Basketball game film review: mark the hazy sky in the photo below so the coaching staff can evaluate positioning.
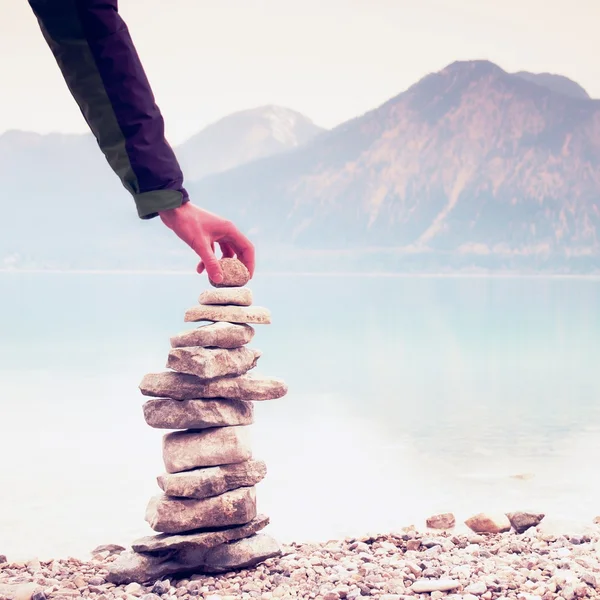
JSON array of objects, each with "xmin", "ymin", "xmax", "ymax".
[{"xmin": 3, "ymin": 0, "xmax": 599, "ymax": 144}]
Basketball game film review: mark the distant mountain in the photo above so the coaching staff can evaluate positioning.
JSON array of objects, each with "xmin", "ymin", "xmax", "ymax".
[
  {"xmin": 188, "ymin": 60, "xmax": 600, "ymax": 273},
  {"xmin": 514, "ymin": 71, "xmax": 590, "ymax": 100},
  {"xmin": 2, "ymin": 61, "xmax": 599, "ymax": 273},
  {"xmin": 0, "ymin": 106, "xmax": 323, "ymax": 270},
  {"xmin": 177, "ymin": 106, "xmax": 324, "ymax": 180}
]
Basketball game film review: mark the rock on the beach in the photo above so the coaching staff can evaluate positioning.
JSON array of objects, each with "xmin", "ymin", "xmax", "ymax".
[
  {"xmin": 184, "ymin": 305, "xmax": 271, "ymax": 325},
  {"xmin": 163, "ymin": 426, "xmax": 251, "ymax": 473},
  {"xmin": 132, "ymin": 514, "xmax": 269, "ymax": 553},
  {"xmin": 209, "ymin": 258, "xmax": 250, "ymax": 288},
  {"xmin": 166, "ymin": 346, "xmax": 261, "ymax": 380},
  {"xmin": 465, "ymin": 512, "xmax": 511, "ymax": 534},
  {"xmin": 145, "ymin": 487, "xmax": 257, "ymax": 533},
  {"xmin": 202, "ymin": 534, "xmax": 281, "ymax": 573},
  {"xmin": 157, "ymin": 460, "xmax": 267, "ymax": 499},
  {"xmin": 199, "ymin": 288, "xmax": 253, "ymax": 306},
  {"xmin": 170, "ymin": 322, "xmax": 255, "ymax": 349},
  {"xmin": 0, "ymin": 554, "xmax": 6, "ymax": 563},
  {"xmin": 426, "ymin": 513, "xmax": 456, "ymax": 530},
  {"xmin": 465, "ymin": 581, "xmax": 488, "ymax": 595},
  {"xmin": 91, "ymin": 543, "xmax": 126, "ymax": 555},
  {"xmin": 140, "ymin": 372, "xmax": 287, "ymax": 402},
  {"xmin": 143, "ymin": 398, "xmax": 253, "ymax": 430},
  {"xmin": 0, "ymin": 583, "xmax": 43, "ymax": 600},
  {"xmin": 507, "ymin": 511, "xmax": 545, "ymax": 534},
  {"xmin": 109, "ymin": 520, "xmax": 267, "ymax": 584},
  {"xmin": 410, "ymin": 579, "xmax": 461, "ymax": 593},
  {"xmin": 125, "ymin": 583, "xmax": 144, "ymax": 595}
]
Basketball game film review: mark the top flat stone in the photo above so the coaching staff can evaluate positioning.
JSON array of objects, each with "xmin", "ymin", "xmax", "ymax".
[
  {"xmin": 199, "ymin": 288, "xmax": 252, "ymax": 306},
  {"xmin": 185, "ymin": 305, "xmax": 271, "ymax": 325},
  {"xmin": 209, "ymin": 258, "xmax": 250, "ymax": 288}
]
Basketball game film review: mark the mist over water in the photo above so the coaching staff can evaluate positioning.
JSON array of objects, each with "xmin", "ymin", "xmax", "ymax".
[{"xmin": 1, "ymin": 272, "xmax": 599, "ymax": 560}]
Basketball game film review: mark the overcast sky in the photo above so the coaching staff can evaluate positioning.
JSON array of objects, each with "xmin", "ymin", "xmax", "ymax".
[{"xmin": 2, "ymin": 0, "xmax": 598, "ymax": 144}]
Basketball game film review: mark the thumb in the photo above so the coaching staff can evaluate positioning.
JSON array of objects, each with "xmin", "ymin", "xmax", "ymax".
[{"xmin": 193, "ymin": 238, "xmax": 223, "ymax": 283}]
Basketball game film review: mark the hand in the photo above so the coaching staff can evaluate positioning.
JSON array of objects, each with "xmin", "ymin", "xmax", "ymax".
[{"xmin": 159, "ymin": 202, "xmax": 255, "ymax": 284}]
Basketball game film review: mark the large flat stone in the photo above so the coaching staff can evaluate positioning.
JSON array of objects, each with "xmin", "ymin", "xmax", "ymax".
[
  {"xmin": 163, "ymin": 426, "xmax": 252, "ymax": 473},
  {"xmin": 171, "ymin": 322, "xmax": 255, "ymax": 349},
  {"xmin": 166, "ymin": 346, "xmax": 260, "ymax": 380},
  {"xmin": 203, "ymin": 534, "xmax": 281, "ymax": 573},
  {"xmin": 145, "ymin": 487, "xmax": 257, "ymax": 533},
  {"xmin": 108, "ymin": 518, "xmax": 268, "ymax": 584},
  {"xmin": 199, "ymin": 288, "xmax": 252, "ymax": 306},
  {"xmin": 143, "ymin": 398, "xmax": 253, "ymax": 430},
  {"xmin": 157, "ymin": 460, "xmax": 267, "ymax": 499},
  {"xmin": 140, "ymin": 372, "xmax": 288, "ymax": 401},
  {"xmin": 184, "ymin": 305, "xmax": 271, "ymax": 325},
  {"xmin": 132, "ymin": 514, "xmax": 269, "ymax": 553}
]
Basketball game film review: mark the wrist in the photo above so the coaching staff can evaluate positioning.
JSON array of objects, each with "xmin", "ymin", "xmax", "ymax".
[{"xmin": 159, "ymin": 200, "xmax": 191, "ymax": 225}]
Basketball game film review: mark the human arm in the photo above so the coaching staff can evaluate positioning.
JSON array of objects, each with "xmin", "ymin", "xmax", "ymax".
[{"xmin": 28, "ymin": 0, "xmax": 255, "ymax": 280}]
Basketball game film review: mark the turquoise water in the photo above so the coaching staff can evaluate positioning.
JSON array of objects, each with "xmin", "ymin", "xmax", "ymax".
[{"xmin": 1, "ymin": 272, "xmax": 600, "ymax": 559}]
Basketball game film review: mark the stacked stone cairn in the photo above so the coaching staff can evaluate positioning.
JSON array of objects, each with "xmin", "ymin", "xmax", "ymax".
[{"xmin": 108, "ymin": 259, "xmax": 288, "ymax": 584}]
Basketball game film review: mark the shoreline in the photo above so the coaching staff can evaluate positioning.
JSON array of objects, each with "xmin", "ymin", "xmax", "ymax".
[
  {"xmin": 3, "ymin": 521, "xmax": 600, "ymax": 599},
  {"xmin": 1, "ymin": 268, "xmax": 600, "ymax": 280}
]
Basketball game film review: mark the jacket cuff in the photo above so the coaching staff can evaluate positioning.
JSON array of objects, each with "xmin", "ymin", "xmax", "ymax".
[{"xmin": 135, "ymin": 188, "xmax": 189, "ymax": 220}]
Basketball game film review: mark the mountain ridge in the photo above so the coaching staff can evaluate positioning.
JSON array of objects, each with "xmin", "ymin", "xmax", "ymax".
[
  {"xmin": 2, "ymin": 60, "xmax": 599, "ymax": 273},
  {"xmin": 176, "ymin": 105, "xmax": 324, "ymax": 180},
  {"xmin": 187, "ymin": 60, "xmax": 600, "ymax": 271}
]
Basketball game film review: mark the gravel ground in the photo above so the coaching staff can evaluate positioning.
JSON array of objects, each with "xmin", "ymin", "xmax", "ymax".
[{"xmin": 2, "ymin": 527, "xmax": 600, "ymax": 600}]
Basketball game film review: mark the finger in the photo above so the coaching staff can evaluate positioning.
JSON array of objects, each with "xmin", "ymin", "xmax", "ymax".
[
  {"xmin": 222, "ymin": 228, "xmax": 256, "ymax": 277},
  {"xmin": 219, "ymin": 242, "xmax": 235, "ymax": 259},
  {"xmin": 196, "ymin": 261, "xmax": 205, "ymax": 275},
  {"xmin": 192, "ymin": 238, "xmax": 222, "ymax": 283},
  {"xmin": 238, "ymin": 242, "xmax": 256, "ymax": 278}
]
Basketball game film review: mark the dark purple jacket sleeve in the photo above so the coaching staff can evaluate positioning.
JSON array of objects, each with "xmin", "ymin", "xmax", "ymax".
[{"xmin": 28, "ymin": 0, "xmax": 189, "ymax": 219}]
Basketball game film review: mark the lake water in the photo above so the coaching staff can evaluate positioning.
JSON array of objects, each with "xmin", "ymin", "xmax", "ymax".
[{"xmin": 1, "ymin": 272, "xmax": 600, "ymax": 561}]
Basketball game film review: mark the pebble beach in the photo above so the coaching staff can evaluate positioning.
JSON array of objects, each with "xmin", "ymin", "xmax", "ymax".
[{"xmin": 3, "ymin": 517, "xmax": 600, "ymax": 600}]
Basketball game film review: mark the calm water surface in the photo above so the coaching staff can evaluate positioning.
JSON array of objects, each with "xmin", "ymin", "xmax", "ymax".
[{"xmin": 0, "ymin": 272, "xmax": 599, "ymax": 559}]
